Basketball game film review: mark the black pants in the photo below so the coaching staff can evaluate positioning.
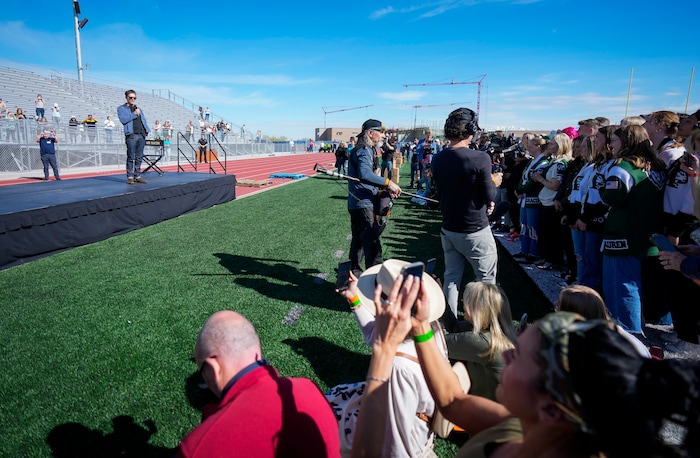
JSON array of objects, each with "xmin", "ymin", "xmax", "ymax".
[
  {"xmin": 664, "ymin": 269, "xmax": 700, "ymax": 343},
  {"xmin": 540, "ymin": 205, "xmax": 565, "ymax": 265},
  {"xmin": 349, "ymin": 207, "xmax": 383, "ymax": 272}
]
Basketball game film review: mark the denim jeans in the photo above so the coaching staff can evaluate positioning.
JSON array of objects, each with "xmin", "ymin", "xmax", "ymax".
[
  {"xmin": 572, "ymin": 230, "xmax": 603, "ymax": 291},
  {"xmin": 410, "ymin": 163, "xmax": 420, "ymax": 186},
  {"xmin": 520, "ymin": 205, "xmax": 542, "ymax": 257},
  {"xmin": 603, "ymin": 254, "xmax": 643, "ymax": 334},
  {"xmin": 441, "ymin": 226, "xmax": 498, "ymax": 316},
  {"xmin": 380, "ymin": 160, "xmax": 393, "ymax": 180},
  {"xmin": 41, "ymin": 153, "xmax": 59, "ymax": 179},
  {"xmin": 125, "ymin": 134, "xmax": 145, "ymax": 178}
]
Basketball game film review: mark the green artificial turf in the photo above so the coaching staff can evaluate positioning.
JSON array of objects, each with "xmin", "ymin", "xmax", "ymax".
[{"xmin": 0, "ymin": 167, "xmax": 551, "ymax": 457}]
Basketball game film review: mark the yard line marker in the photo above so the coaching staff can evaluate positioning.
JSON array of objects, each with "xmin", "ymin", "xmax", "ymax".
[{"xmin": 282, "ymin": 306, "xmax": 306, "ymax": 325}]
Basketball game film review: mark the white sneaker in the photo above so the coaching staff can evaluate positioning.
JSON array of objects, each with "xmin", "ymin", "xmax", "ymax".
[{"xmin": 665, "ymin": 340, "xmax": 700, "ymax": 355}]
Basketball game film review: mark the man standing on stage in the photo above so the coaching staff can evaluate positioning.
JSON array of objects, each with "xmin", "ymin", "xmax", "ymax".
[
  {"xmin": 347, "ymin": 119, "xmax": 401, "ymax": 273},
  {"xmin": 431, "ymin": 108, "xmax": 500, "ymax": 316},
  {"xmin": 117, "ymin": 89, "xmax": 150, "ymax": 184},
  {"xmin": 36, "ymin": 129, "xmax": 61, "ymax": 181}
]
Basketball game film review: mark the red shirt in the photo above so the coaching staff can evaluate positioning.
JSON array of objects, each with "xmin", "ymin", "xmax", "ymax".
[{"xmin": 178, "ymin": 364, "xmax": 340, "ymax": 457}]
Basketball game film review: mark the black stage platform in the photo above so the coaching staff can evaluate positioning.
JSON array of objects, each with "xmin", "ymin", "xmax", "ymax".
[{"xmin": 0, "ymin": 172, "xmax": 237, "ymax": 270}]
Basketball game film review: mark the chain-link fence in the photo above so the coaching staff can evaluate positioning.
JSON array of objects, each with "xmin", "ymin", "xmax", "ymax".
[
  {"xmin": 0, "ymin": 119, "xmax": 125, "ymax": 173},
  {"xmin": 0, "ymin": 119, "xmax": 277, "ymax": 175}
]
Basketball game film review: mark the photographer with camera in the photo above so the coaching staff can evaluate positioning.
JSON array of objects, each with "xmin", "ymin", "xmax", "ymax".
[
  {"xmin": 36, "ymin": 129, "xmax": 60, "ymax": 181},
  {"xmin": 380, "ymin": 136, "xmax": 397, "ymax": 180},
  {"xmin": 348, "ymin": 119, "xmax": 401, "ymax": 274}
]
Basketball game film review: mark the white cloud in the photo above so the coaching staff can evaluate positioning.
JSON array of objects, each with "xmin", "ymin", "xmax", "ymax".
[
  {"xmin": 370, "ymin": 0, "xmax": 544, "ymax": 20},
  {"xmin": 377, "ymin": 90, "xmax": 428, "ymax": 102},
  {"xmin": 369, "ymin": 7, "xmax": 397, "ymax": 19}
]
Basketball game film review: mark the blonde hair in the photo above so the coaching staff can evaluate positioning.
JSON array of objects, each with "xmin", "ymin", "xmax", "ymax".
[
  {"xmin": 620, "ymin": 116, "xmax": 646, "ymax": 126},
  {"xmin": 558, "ymin": 285, "xmax": 609, "ymax": 320},
  {"xmin": 462, "ymin": 282, "xmax": 517, "ymax": 360},
  {"xmin": 551, "ymin": 132, "xmax": 573, "ymax": 161}
]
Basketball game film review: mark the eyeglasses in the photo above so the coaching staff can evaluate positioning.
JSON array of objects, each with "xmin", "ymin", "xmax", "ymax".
[
  {"xmin": 128, "ymin": 96, "xmax": 137, "ymax": 100},
  {"xmin": 370, "ymin": 127, "xmax": 385, "ymax": 133}
]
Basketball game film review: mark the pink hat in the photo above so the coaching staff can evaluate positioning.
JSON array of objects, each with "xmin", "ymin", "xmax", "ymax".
[{"xmin": 561, "ymin": 126, "xmax": 578, "ymax": 140}]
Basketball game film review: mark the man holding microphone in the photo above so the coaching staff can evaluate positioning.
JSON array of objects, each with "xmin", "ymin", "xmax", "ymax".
[{"xmin": 117, "ymin": 89, "xmax": 150, "ymax": 184}]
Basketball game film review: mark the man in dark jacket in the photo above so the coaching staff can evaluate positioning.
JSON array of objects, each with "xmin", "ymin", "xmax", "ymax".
[{"xmin": 347, "ymin": 119, "xmax": 401, "ymax": 273}]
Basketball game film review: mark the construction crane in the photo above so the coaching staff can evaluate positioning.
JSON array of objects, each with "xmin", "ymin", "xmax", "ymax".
[
  {"xmin": 403, "ymin": 74, "xmax": 487, "ymax": 119},
  {"xmin": 410, "ymin": 101, "xmax": 469, "ymax": 131},
  {"xmin": 322, "ymin": 105, "xmax": 374, "ymax": 128}
]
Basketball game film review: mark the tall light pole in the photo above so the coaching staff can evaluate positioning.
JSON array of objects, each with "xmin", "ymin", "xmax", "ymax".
[{"xmin": 73, "ymin": 0, "xmax": 88, "ymax": 83}]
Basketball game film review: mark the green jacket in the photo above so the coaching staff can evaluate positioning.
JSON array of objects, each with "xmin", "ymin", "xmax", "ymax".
[{"xmin": 600, "ymin": 159, "xmax": 664, "ymax": 257}]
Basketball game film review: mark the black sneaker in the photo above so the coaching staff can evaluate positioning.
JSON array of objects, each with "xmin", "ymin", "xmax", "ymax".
[
  {"xmin": 522, "ymin": 255, "xmax": 540, "ymax": 264},
  {"xmin": 513, "ymin": 252, "xmax": 527, "ymax": 259}
]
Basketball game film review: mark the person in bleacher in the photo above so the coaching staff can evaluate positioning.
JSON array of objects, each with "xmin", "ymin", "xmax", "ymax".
[
  {"xmin": 117, "ymin": 89, "xmax": 150, "ymax": 184},
  {"xmin": 51, "ymin": 103, "xmax": 60, "ymax": 129},
  {"xmin": 34, "ymin": 94, "xmax": 45, "ymax": 120},
  {"xmin": 83, "ymin": 114, "xmax": 98, "ymax": 143},
  {"xmin": 103, "ymin": 116, "xmax": 115, "ymax": 143}
]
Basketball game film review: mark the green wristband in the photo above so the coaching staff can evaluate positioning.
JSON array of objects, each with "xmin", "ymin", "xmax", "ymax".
[{"xmin": 413, "ymin": 329, "xmax": 434, "ymax": 343}]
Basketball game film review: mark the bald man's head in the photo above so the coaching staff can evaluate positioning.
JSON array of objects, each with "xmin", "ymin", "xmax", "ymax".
[
  {"xmin": 197, "ymin": 311, "xmax": 260, "ymax": 361},
  {"xmin": 195, "ymin": 311, "xmax": 262, "ymax": 393}
]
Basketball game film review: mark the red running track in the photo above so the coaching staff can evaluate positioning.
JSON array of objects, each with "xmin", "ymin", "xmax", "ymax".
[{"xmin": 0, "ymin": 152, "xmax": 339, "ymax": 198}]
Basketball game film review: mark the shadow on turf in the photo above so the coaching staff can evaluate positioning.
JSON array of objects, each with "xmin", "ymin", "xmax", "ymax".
[
  {"xmin": 47, "ymin": 415, "xmax": 175, "ymax": 458},
  {"xmin": 208, "ymin": 253, "xmax": 347, "ymax": 312},
  {"xmin": 283, "ymin": 336, "xmax": 370, "ymax": 388},
  {"xmin": 184, "ymin": 363, "xmax": 219, "ymax": 411}
]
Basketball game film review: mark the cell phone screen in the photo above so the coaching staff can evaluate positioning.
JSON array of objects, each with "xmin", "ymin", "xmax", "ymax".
[
  {"xmin": 336, "ymin": 260, "xmax": 352, "ymax": 291},
  {"xmin": 401, "ymin": 262, "xmax": 424, "ymax": 315},
  {"xmin": 650, "ymin": 234, "xmax": 679, "ymax": 253},
  {"xmin": 519, "ymin": 313, "xmax": 528, "ymax": 332},
  {"xmin": 425, "ymin": 258, "xmax": 437, "ymax": 275},
  {"xmin": 401, "ymin": 261, "xmax": 425, "ymax": 283}
]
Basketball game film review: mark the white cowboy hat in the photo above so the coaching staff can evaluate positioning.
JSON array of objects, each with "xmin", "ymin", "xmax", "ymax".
[
  {"xmin": 431, "ymin": 361, "xmax": 470, "ymax": 438},
  {"xmin": 356, "ymin": 259, "xmax": 445, "ymax": 322}
]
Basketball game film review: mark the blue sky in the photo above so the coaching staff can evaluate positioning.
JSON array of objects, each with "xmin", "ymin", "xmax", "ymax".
[{"xmin": 1, "ymin": 0, "xmax": 697, "ymax": 139}]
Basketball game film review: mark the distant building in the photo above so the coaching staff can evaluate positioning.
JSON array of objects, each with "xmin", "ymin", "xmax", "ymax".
[{"xmin": 315, "ymin": 127, "xmax": 361, "ymax": 143}]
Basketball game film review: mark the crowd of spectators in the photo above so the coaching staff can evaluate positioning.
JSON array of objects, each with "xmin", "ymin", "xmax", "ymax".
[
  {"xmin": 177, "ymin": 107, "xmax": 700, "ymax": 457},
  {"xmin": 0, "ymin": 94, "xmax": 252, "ymax": 147},
  {"xmin": 5, "ymin": 89, "xmax": 700, "ymax": 455}
]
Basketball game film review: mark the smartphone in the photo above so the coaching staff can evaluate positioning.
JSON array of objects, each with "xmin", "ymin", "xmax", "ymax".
[
  {"xmin": 519, "ymin": 313, "xmax": 528, "ymax": 333},
  {"xmin": 335, "ymin": 260, "xmax": 352, "ymax": 291},
  {"xmin": 401, "ymin": 261, "xmax": 425, "ymax": 282},
  {"xmin": 425, "ymin": 258, "xmax": 437, "ymax": 276},
  {"xmin": 649, "ymin": 234, "xmax": 678, "ymax": 252},
  {"xmin": 401, "ymin": 261, "xmax": 424, "ymax": 315}
]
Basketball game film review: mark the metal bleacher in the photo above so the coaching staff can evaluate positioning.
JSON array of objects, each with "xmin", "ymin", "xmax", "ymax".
[
  {"xmin": 0, "ymin": 65, "xmax": 201, "ymax": 136},
  {"xmin": 0, "ymin": 62, "xmax": 275, "ymax": 175}
]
